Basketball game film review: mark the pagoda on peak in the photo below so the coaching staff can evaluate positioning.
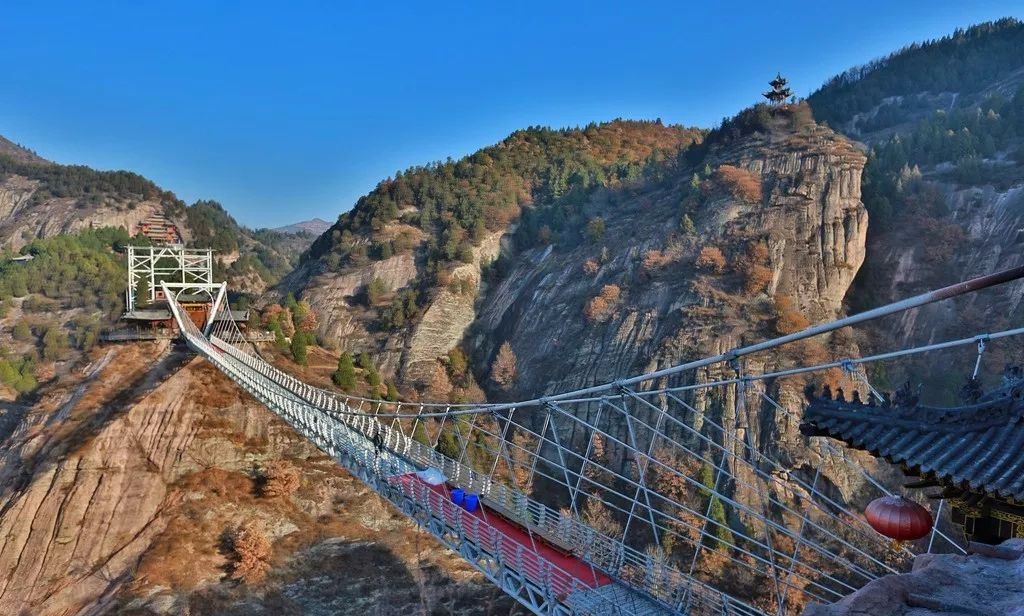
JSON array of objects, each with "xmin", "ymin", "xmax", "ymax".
[{"xmin": 763, "ymin": 73, "xmax": 792, "ymax": 105}]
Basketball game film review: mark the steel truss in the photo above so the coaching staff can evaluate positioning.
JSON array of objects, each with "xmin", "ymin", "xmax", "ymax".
[{"xmin": 126, "ymin": 245, "xmax": 216, "ymax": 310}]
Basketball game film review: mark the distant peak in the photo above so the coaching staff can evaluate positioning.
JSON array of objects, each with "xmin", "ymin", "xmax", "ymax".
[{"xmin": 273, "ymin": 218, "xmax": 332, "ymax": 235}]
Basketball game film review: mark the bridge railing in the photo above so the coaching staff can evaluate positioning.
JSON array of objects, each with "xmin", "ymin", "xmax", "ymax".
[
  {"xmin": 207, "ymin": 331, "xmax": 893, "ymax": 606},
  {"xmin": 207, "ymin": 334, "xmax": 752, "ymax": 615}
]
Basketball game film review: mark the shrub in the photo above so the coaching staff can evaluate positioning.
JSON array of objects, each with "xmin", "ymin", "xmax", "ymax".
[
  {"xmin": 228, "ymin": 521, "xmax": 272, "ymax": 584},
  {"xmin": 365, "ymin": 277, "xmax": 388, "ymax": 306},
  {"xmin": 585, "ymin": 217, "xmax": 606, "ymax": 243},
  {"xmin": 12, "ymin": 321, "xmax": 31, "ymax": 342},
  {"xmin": 695, "ymin": 247, "xmax": 726, "ymax": 273},
  {"xmin": 584, "ymin": 284, "xmax": 621, "ymax": 322},
  {"xmin": 42, "ymin": 327, "xmax": 69, "ymax": 361},
  {"xmin": 447, "ymin": 347, "xmax": 469, "ymax": 380},
  {"xmin": 774, "ymin": 296, "xmax": 810, "ymax": 334},
  {"xmin": 582, "ymin": 259, "xmax": 599, "ymax": 275},
  {"xmin": 737, "ymin": 242, "xmax": 773, "ymax": 295},
  {"xmin": 642, "ymin": 249, "xmax": 671, "ymax": 270},
  {"xmin": 715, "ymin": 164, "xmax": 763, "ymax": 203}
]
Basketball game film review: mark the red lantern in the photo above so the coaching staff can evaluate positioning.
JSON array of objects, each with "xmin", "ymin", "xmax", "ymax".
[{"xmin": 865, "ymin": 495, "xmax": 933, "ymax": 544}]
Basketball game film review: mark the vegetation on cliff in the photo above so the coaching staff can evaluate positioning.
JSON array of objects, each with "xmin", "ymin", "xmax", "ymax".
[
  {"xmin": 306, "ymin": 120, "xmax": 703, "ymax": 271},
  {"xmin": 809, "ymin": 18, "xmax": 1024, "ymax": 128}
]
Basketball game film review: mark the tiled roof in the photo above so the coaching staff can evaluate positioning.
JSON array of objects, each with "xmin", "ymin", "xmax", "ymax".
[{"xmin": 800, "ymin": 377, "xmax": 1024, "ymax": 503}]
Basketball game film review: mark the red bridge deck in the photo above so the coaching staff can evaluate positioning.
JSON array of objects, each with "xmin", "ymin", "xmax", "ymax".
[{"xmin": 390, "ymin": 472, "xmax": 611, "ymax": 597}]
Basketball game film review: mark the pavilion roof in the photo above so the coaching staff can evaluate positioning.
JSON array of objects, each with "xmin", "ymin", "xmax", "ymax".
[{"xmin": 800, "ymin": 375, "xmax": 1024, "ymax": 502}]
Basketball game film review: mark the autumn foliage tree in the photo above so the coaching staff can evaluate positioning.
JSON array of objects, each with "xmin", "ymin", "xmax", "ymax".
[
  {"xmin": 490, "ymin": 341, "xmax": 517, "ymax": 390},
  {"xmin": 774, "ymin": 295, "xmax": 810, "ymax": 334},
  {"xmin": 695, "ymin": 247, "xmax": 726, "ymax": 273},
  {"xmin": 736, "ymin": 242, "xmax": 773, "ymax": 295}
]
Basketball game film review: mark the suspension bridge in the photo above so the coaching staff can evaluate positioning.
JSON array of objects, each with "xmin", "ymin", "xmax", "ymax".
[{"xmin": 159, "ymin": 266, "xmax": 1024, "ymax": 616}]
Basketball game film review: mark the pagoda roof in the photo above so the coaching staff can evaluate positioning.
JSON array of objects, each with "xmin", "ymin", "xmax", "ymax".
[{"xmin": 800, "ymin": 374, "xmax": 1024, "ymax": 502}]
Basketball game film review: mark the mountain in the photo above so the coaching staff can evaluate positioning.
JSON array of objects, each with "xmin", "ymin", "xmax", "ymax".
[
  {"xmin": 0, "ymin": 142, "xmax": 310, "ymax": 297},
  {"xmin": 4, "ymin": 17, "xmax": 1024, "ymax": 616},
  {"xmin": 274, "ymin": 217, "xmax": 332, "ymax": 236},
  {"xmin": 808, "ymin": 17, "xmax": 1024, "ymax": 390},
  {"xmin": 276, "ymin": 119, "xmax": 704, "ymax": 383}
]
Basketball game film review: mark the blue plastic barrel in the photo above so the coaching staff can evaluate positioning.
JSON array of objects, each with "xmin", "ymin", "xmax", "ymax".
[
  {"xmin": 463, "ymin": 493, "xmax": 479, "ymax": 513},
  {"xmin": 451, "ymin": 488, "xmax": 465, "ymax": 506}
]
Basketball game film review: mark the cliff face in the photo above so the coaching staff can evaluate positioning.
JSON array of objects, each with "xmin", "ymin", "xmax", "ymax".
[
  {"xmin": 0, "ymin": 174, "xmax": 169, "ymax": 251},
  {"xmin": 473, "ymin": 119, "xmax": 867, "ymax": 396},
  {"xmin": 0, "ymin": 343, "xmax": 518, "ymax": 616}
]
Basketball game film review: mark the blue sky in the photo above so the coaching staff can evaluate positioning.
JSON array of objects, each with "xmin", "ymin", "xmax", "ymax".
[{"xmin": 0, "ymin": 1, "xmax": 1020, "ymax": 228}]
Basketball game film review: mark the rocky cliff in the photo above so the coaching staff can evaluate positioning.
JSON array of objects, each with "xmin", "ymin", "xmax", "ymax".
[{"xmin": 472, "ymin": 111, "xmax": 867, "ymax": 398}]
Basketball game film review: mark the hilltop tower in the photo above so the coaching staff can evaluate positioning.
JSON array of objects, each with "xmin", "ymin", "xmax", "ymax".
[{"xmin": 763, "ymin": 73, "xmax": 792, "ymax": 105}]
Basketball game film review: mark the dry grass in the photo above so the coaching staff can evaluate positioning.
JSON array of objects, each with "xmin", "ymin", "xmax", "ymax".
[{"xmin": 259, "ymin": 460, "xmax": 301, "ymax": 498}]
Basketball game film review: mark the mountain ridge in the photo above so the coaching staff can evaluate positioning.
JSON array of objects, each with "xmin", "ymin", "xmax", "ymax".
[{"xmin": 273, "ymin": 217, "xmax": 331, "ymax": 236}]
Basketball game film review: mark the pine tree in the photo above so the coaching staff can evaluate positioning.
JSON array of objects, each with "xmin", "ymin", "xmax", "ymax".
[
  {"xmin": 333, "ymin": 352, "xmax": 356, "ymax": 391},
  {"xmin": 365, "ymin": 277, "xmax": 388, "ymax": 306},
  {"xmin": 135, "ymin": 277, "xmax": 151, "ymax": 308},
  {"xmin": 680, "ymin": 214, "xmax": 697, "ymax": 236},
  {"xmin": 290, "ymin": 332, "xmax": 308, "ymax": 365},
  {"xmin": 270, "ymin": 321, "xmax": 288, "ymax": 352}
]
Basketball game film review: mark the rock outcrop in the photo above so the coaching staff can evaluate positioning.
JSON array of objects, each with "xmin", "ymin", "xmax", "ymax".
[{"xmin": 804, "ymin": 541, "xmax": 1024, "ymax": 616}]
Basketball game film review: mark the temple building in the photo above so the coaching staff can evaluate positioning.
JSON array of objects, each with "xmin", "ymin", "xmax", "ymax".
[
  {"xmin": 763, "ymin": 73, "xmax": 793, "ymax": 105},
  {"xmin": 800, "ymin": 370, "xmax": 1024, "ymax": 544},
  {"xmin": 136, "ymin": 214, "xmax": 183, "ymax": 245}
]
